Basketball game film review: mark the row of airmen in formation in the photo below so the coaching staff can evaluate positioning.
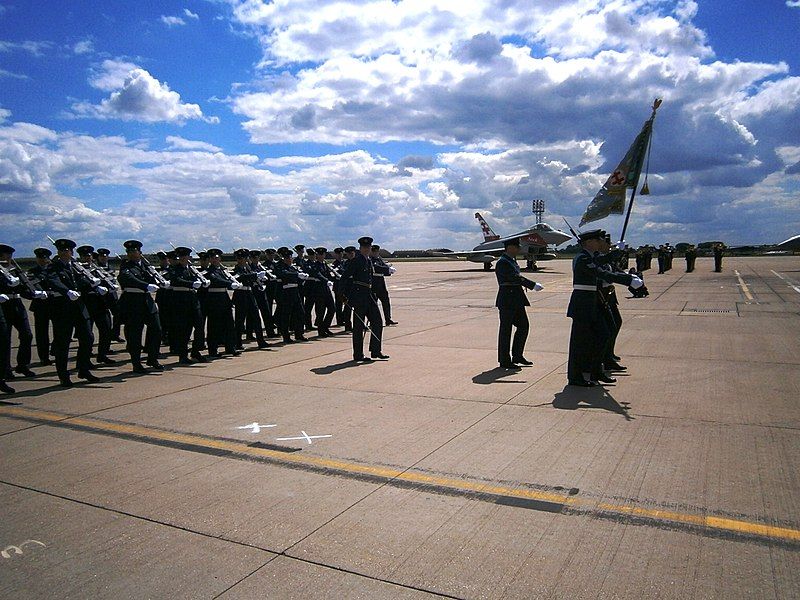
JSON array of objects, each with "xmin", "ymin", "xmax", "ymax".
[{"xmin": 0, "ymin": 237, "xmax": 396, "ymax": 393}]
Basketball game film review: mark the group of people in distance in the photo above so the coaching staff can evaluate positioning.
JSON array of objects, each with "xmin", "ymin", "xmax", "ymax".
[{"xmin": 0, "ymin": 235, "xmax": 396, "ymax": 394}]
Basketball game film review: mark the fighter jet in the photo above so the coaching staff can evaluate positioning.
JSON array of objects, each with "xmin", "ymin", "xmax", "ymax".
[{"xmin": 431, "ymin": 212, "xmax": 573, "ymax": 271}]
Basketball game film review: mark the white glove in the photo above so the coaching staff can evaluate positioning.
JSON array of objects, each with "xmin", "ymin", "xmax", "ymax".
[
  {"xmin": 533, "ymin": 282, "xmax": 544, "ymax": 292},
  {"xmin": 146, "ymin": 284, "xmax": 159, "ymax": 293},
  {"xmin": 630, "ymin": 277, "xmax": 644, "ymax": 289},
  {"xmin": 67, "ymin": 289, "xmax": 81, "ymax": 301},
  {"xmin": 298, "ymin": 272, "xmax": 309, "ymax": 281},
  {"xmin": 231, "ymin": 282, "xmax": 243, "ymax": 290},
  {"xmin": 615, "ymin": 242, "xmax": 626, "ymax": 250},
  {"xmin": 388, "ymin": 266, "xmax": 397, "ymax": 274},
  {"xmin": 161, "ymin": 281, "xmax": 171, "ymax": 289},
  {"xmin": 192, "ymin": 280, "xmax": 202, "ymax": 289},
  {"xmin": 34, "ymin": 290, "xmax": 48, "ymax": 300},
  {"xmin": 7, "ymin": 276, "xmax": 20, "ymax": 286},
  {"xmin": 91, "ymin": 277, "xmax": 101, "ymax": 286},
  {"xmin": 327, "ymin": 280, "xmax": 334, "ymax": 289},
  {"xmin": 257, "ymin": 271, "xmax": 268, "ymax": 281},
  {"xmin": 202, "ymin": 280, "xmax": 210, "ymax": 288},
  {"xmin": 96, "ymin": 286, "xmax": 108, "ymax": 296},
  {"xmin": 0, "ymin": 294, "xmax": 8, "ymax": 303}
]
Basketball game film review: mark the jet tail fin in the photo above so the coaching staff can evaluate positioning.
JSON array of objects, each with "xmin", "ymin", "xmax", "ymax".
[{"xmin": 475, "ymin": 212, "xmax": 500, "ymax": 242}]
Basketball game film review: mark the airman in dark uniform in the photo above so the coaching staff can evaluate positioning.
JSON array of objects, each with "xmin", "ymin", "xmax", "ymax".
[
  {"xmin": 0, "ymin": 292, "xmax": 10, "ymax": 393},
  {"xmin": 331, "ymin": 247, "xmax": 346, "ymax": 327},
  {"xmin": 96, "ymin": 247, "xmax": 124, "ymax": 342},
  {"xmin": 341, "ymin": 236, "xmax": 389, "ymax": 362},
  {"xmin": 204, "ymin": 248, "xmax": 241, "ymax": 357},
  {"xmin": 76, "ymin": 245, "xmax": 115, "ymax": 365},
  {"xmin": 713, "ymin": 244, "xmax": 724, "ymax": 272},
  {"xmin": 685, "ymin": 245, "xmax": 697, "ymax": 272},
  {"xmin": 249, "ymin": 249, "xmax": 276, "ymax": 338},
  {"xmin": 262, "ymin": 248, "xmax": 279, "ymax": 326},
  {"xmin": 340, "ymin": 246, "xmax": 356, "ymax": 331},
  {"xmin": 597, "ymin": 235, "xmax": 627, "ymax": 372},
  {"xmin": 273, "ymin": 247, "xmax": 308, "ymax": 343},
  {"xmin": 566, "ymin": 230, "xmax": 642, "ymax": 387},
  {"xmin": 117, "ymin": 240, "xmax": 165, "ymax": 373},
  {"xmin": 196, "ymin": 251, "xmax": 209, "ymax": 349},
  {"xmin": 370, "ymin": 245, "xmax": 397, "ymax": 326},
  {"xmin": 232, "ymin": 248, "xmax": 269, "ymax": 350},
  {"xmin": 44, "ymin": 239, "xmax": 100, "ymax": 386},
  {"xmin": 494, "ymin": 237, "xmax": 542, "ymax": 369},
  {"xmin": 27, "ymin": 247, "xmax": 53, "ymax": 365},
  {"xmin": 307, "ymin": 247, "xmax": 336, "ymax": 337},
  {"xmin": 168, "ymin": 246, "xmax": 209, "ymax": 363},
  {"xmin": 0, "ymin": 244, "xmax": 44, "ymax": 379}
]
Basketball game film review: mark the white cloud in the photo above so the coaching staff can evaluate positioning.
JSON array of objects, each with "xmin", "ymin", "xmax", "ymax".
[
  {"xmin": 0, "ymin": 39, "xmax": 50, "ymax": 56},
  {"xmin": 161, "ymin": 15, "xmax": 186, "ymax": 27},
  {"xmin": 0, "ymin": 68, "xmax": 27, "ymax": 79},
  {"xmin": 165, "ymin": 136, "xmax": 222, "ymax": 152},
  {"xmin": 73, "ymin": 38, "xmax": 94, "ymax": 55},
  {"xmin": 74, "ymin": 62, "xmax": 218, "ymax": 124},
  {"xmin": 786, "ymin": 1, "xmax": 800, "ymax": 8},
  {"xmin": 184, "ymin": 8, "xmax": 200, "ymax": 20}
]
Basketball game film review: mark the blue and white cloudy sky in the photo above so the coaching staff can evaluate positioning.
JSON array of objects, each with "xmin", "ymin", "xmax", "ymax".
[{"xmin": 1, "ymin": 0, "xmax": 799, "ymax": 254}]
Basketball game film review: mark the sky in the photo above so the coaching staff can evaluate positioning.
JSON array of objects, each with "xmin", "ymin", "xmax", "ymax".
[{"xmin": 1, "ymin": 0, "xmax": 799, "ymax": 255}]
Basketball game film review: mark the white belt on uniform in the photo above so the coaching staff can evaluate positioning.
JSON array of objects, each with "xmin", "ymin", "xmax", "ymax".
[
  {"xmin": 208, "ymin": 287, "xmax": 229, "ymax": 293},
  {"xmin": 123, "ymin": 288, "xmax": 147, "ymax": 294},
  {"xmin": 572, "ymin": 284, "xmax": 597, "ymax": 291},
  {"xmin": 283, "ymin": 283, "xmax": 298, "ymax": 289},
  {"xmin": 171, "ymin": 287, "xmax": 196, "ymax": 292}
]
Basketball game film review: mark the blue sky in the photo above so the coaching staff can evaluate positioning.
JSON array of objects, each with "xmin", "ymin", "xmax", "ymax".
[{"xmin": 1, "ymin": 0, "xmax": 799, "ymax": 253}]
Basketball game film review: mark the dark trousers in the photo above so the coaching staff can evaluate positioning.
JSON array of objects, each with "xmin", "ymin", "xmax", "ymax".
[
  {"xmin": 207, "ymin": 303, "xmax": 237, "ymax": 355},
  {"xmin": 657, "ymin": 257, "xmax": 665, "ymax": 273},
  {"xmin": 31, "ymin": 308, "xmax": 50, "ymax": 362},
  {"xmin": 334, "ymin": 288, "xmax": 345, "ymax": 326},
  {"xmin": 124, "ymin": 311, "xmax": 162, "ymax": 366},
  {"xmin": 602, "ymin": 302, "xmax": 622, "ymax": 364},
  {"xmin": 234, "ymin": 292, "xmax": 264, "ymax": 346},
  {"xmin": 497, "ymin": 307, "xmax": 529, "ymax": 364},
  {"xmin": 373, "ymin": 280, "xmax": 392, "ymax": 322},
  {"xmin": 171, "ymin": 295, "xmax": 205, "ymax": 357},
  {"xmin": 52, "ymin": 303, "xmax": 94, "ymax": 379},
  {"xmin": 254, "ymin": 290, "xmax": 275, "ymax": 335},
  {"xmin": 156, "ymin": 290, "xmax": 172, "ymax": 343},
  {"xmin": 567, "ymin": 315, "xmax": 610, "ymax": 381},
  {"xmin": 0, "ymin": 309, "xmax": 9, "ymax": 381},
  {"xmin": 277, "ymin": 292, "xmax": 304, "ymax": 341},
  {"xmin": 314, "ymin": 290, "xmax": 335, "ymax": 331},
  {"xmin": 85, "ymin": 295, "xmax": 112, "ymax": 360},
  {"xmin": 108, "ymin": 295, "xmax": 122, "ymax": 339},
  {"xmin": 2, "ymin": 299, "xmax": 32, "ymax": 375},
  {"xmin": 714, "ymin": 256, "xmax": 722, "ymax": 272},
  {"xmin": 351, "ymin": 298, "xmax": 383, "ymax": 358},
  {"xmin": 303, "ymin": 292, "xmax": 315, "ymax": 329}
]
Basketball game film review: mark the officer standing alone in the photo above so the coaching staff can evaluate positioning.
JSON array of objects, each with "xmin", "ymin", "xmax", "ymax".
[{"xmin": 494, "ymin": 238, "xmax": 543, "ymax": 369}]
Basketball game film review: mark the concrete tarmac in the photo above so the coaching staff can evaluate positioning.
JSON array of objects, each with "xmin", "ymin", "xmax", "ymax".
[{"xmin": 1, "ymin": 256, "xmax": 799, "ymax": 599}]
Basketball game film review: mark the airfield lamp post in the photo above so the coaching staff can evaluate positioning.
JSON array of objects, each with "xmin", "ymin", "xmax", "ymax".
[{"xmin": 532, "ymin": 199, "xmax": 545, "ymax": 225}]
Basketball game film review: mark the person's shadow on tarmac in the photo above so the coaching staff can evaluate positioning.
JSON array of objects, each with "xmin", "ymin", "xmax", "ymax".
[
  {"xmin": 552, "ymin": 385, "xmax": 634, "ymax": 420},
  {"xmin": 472, "ymin": 367, "xmax": 527, "ymax": 385}
]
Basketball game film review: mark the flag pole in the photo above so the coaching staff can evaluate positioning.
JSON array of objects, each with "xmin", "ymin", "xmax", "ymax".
[{"xmin": 619, "ymin": 98, "xmax": 661, "ymax": 243}]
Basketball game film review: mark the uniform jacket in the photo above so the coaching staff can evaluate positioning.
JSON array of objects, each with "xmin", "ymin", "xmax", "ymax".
[
  {"xmin": 43, "ymin": 259, "xmax": 93, "ymax": 319},
  {"xmin": 370, "ymin": 256, "xmax": 392, "ymax": 290},
  {"xmin": 27, "ymin": 264, "xmax": 50, "ymax": 313},
  {"xmin": 567, "ymin": 250, "xmax": 632, "ymax": 320},
  {"xmin": 340, "ymin": 253, "xmax": 376, "ymax": 309},
  {"xmin": 494, "ymin": 253, "xmax": 536, "ymax": 309},
  {"xmin": 117, "ymin": 260, "xmax": 159, "ymax": 317}
]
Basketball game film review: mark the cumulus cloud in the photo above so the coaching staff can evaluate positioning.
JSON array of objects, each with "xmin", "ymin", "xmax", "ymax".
[
  {"xmin": 161, "ymin": 15, "xmax": 186, "ymax": 27},
  {"xmin": 73, "ymin": 61, "xmax": 218, "ymax": 124},
  {"xmin": 165, "ymin": 136, "xmax": 222, "ymax": 152},
  {"xmin": 184, "ymin": 8, "xmax": 200, "ymax": 20}
]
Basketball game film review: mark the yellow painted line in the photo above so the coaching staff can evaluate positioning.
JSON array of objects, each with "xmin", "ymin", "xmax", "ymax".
[
  {"xmin": 3, "ymin": 405, "xmax": 800, "ymax": 544},
  {"xmin": 734, "ymin": 270, "xmax": 754, "ymax": 301}
]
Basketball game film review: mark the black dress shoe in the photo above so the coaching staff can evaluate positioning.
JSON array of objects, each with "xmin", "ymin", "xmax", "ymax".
[
  {"xmin": 344, "ymin": 326, "xmax": 352, "ymax": 332},
  {"xmin": 282, "ymin": 338, "xmax": 294, "ymax": 344},
  {"xmin": 499, "ymin": 362, "xmax": 521, "ymax": 369},
  {"xmin": 230, "ymin": 350, "xmax": 242, "ymax": 357},
  {"xmin": 257, "ymin": 342, "xmax": 269, "ymax": 349},
  {"xmin": 131, "ymin": 364, "xmax": 147, "ymax": 374},
  {"xmin": 386, "ymin": 320, "xmax": 398, "ymax": 326},
  {"xmin": 568, "ymin": 379, "xmax": 596, "ymax": 387},
  {"xmin": 5, "ymin": 371, "xmax": 15, "ymax": 380},
  {"xmin": 0, "ymin": 381, "xmax": 15, "ymax": 394},
  {"xmin": 594, "ymin": 374, "xmax": 617, "ymax": 384},
  {"xmin": 147, "ymin": 361, "xmax": 164, "ymax": 371},
  {"xmin": 611, "ymin": 354, "xmax": 621, "ymax": 361},
  {"xmin": 97, "ymin": 357, "xmax": 117, "ymax": 365},
  {"xmin": 295, "ymin": 336, "xmax": 308, "ymax": 342},
  {"xmin": 317, "ymin": 331, "xmax": 330, "ymax": 338},
  {"xmin": 371, "ymin": 353, "xmax": 390, "ymax": 360},
  {"xmin": 178, "ymin": 356, "xmax": 194, "ymax": 365},
  {"xmin": 40, "ymin": 358, "xmax": 53, "ymax": 366},
  {"xmin": 14, "ymin": 367, "xmax": 36, "ymax": 377},
  {"xmin": 354, "ymin": 356, "xmax": 372, "ymax": 363},
  {"xmin": 190, "ymin": 353, "xmax": 208, "ymax": 363},
  {"xmin": 78, "ymin": 371, "xmax": 100, "ymax": 383},
  {"xmin": 606, "ymin": 361, "xmax": 627, "ymax": 371},
  {"xmin": 59, "ymin": 378, "xmax": 73, "ymax": 388},
  {"xmin": 512, "ymin": 357, "xmax": 533, "ymax": 366}
]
